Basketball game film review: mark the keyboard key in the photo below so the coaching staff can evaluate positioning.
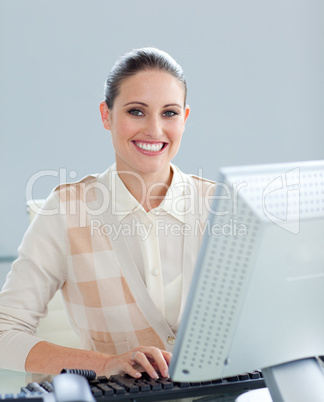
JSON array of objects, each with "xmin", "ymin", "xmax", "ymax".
[
  {"xmin": 26, "ymin": 383, "xmax": 44, "ymax": 393},
  {"xmin": 146, "ymin": 379, "xmax": 162, "ymax": 391},
  {"xmin": 112, "ymin": 376, "xmax": 139, "ymax": 393},
  {"xmin": 135, "ymin": 381, "xmax": 150, "ymax": 392},
  {"xmin": 177, "ymin": 381, "xmax": 190, "ymax": 388},
  {"xmin": 159, "ymin": 378, "xmax": 173, "ymax": 389},
  {"xmin": 225, "ymin": 375, "xmax": 239, "ymax": 382},
  {"xmin": 97, "ymin": 384, "xmax": 114, "ymax": 396},
  {"xmin": 97, "ymin": 376, "xmax": 109, "ymax": 383},
  {"xmin": 190, "ymin": 381, "xmax": 202, "ymax": 387},
  {"xmin": 249, "ymin": 371, "xmax": 261, "ymax": 379},
  {"xmin": 107, "ymin": 381, "xmax": 126, "ymax": 394},
  {"xmin": 212, "ymin": 378, "xmax": 223, "ymax": 384},
  {"xmin": 39, "ymin": 381, "xmax": 53, "ymax": 393},
  {"xmin": 238, "ymin": 373, "xmax": 250, "ymax": 381},
  {"xmin": 90, "ymin": 386, "xmax": 103, "ymax": 397}
]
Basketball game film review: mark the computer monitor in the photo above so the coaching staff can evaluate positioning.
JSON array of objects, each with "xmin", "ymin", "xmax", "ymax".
[{"xmin": 169, "ymin": 160, "xmax": 324, "ymax": 400}]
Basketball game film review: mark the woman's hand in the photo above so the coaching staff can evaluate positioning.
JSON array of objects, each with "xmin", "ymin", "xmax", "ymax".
[{"xmin": 104, "ymin": 346, "xmax": 172, "ymax": 379}]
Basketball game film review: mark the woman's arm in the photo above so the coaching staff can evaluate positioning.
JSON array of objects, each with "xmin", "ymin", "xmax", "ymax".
[
  {"xmin": 26, "ymin": 341, "xmax": 171, "ymax": 379},
  {"xmin": 1, "ymin": 189, "xmax": 171, "ymax": 378}
]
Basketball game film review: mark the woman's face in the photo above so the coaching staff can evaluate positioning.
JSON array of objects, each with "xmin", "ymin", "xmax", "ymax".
[{"xmin": 100, "ymin": 69, "xmax": 190, "ymax": 180}]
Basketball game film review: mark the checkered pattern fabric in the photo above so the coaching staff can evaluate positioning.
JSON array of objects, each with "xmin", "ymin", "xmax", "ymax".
[
  {"xmin": 0, "ymin": 165, "xmax": 215, "ymax": 371},
  {"xmin": 56, "ymin": 177, "xmax": 165, "ymax": 354}
]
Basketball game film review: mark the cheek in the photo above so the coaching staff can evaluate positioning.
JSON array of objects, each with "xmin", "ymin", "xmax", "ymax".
[
  {"xmin": 113, "ymin": 119, "xmax": 137, "ymax": 140},
  {"xmin": 168, "ymin": 121, "xmax": 185, "ymax": 142}
]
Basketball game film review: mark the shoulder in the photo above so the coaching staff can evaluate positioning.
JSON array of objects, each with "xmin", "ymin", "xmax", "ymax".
[
  {"xmin": 190, "ymin": 174, "xmax": 216, "ymax": 187},
  {"xmin": 53, "ymin": 174, "xmax": 99, "ymax": 202},
  {"xmin": 172, "ymin": 164, "xmax": 216, "ymax": 197},
  {"xmin": 189, "ymin": 175, "xmax": 216, "ymax": 205}
]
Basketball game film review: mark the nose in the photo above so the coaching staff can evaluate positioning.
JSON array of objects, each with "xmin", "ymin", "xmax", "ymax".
[{"xmin": 143, "ymin": 115, "xmax": 163, "ymax": 139}]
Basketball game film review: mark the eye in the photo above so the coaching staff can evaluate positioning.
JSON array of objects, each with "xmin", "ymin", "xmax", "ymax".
[
  {"xmin": 128, "ymin": 109, "xmax": 144, "ymax": 116},
  {"xmin": 163, "ymin": 110, "xmax": 179, "ymax": 117}
]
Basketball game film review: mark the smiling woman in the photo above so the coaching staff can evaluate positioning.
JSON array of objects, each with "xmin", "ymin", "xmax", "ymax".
[
  {"xmin": 99, "ymin": 48, "xmax": 190, "ymax": 212},
  {"xmin": 0, "ymin": 47, "xmax": 215, "ymax": 381},
  {"xmin": 100, "ymin": 68, "xmax": 190, "ymax": 210}
]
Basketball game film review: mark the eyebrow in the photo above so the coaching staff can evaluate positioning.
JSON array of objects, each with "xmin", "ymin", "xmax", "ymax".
[{"xmin": 123, "ymin": 101, "xmax": 182, "ymax": 108}]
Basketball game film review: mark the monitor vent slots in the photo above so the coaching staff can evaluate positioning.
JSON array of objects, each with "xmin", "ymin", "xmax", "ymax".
[{"xmin": 180, "ymin": 195, "xmax": 260, "ymax": 376}]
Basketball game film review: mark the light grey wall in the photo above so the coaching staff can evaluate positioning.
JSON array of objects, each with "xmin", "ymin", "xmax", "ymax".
[{"xmin": 1, "ymin": 0, "xmax": 324, "ymax": 258}]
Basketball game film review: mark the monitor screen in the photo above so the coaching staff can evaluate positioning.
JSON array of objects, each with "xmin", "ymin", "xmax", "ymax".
[{"xmin": 169, "ymin": 160, "xmax": 324, "ymax": 383}]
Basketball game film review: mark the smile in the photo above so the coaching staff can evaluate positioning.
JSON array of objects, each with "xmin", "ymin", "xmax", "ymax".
[{"xmin": 133, "ymin": 141, "xmax": 166, "ymax": 152}]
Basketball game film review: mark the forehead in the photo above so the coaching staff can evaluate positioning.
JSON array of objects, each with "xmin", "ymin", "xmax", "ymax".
[{"xmin": 116, "ymin": 70, "xmax": 185, "ymax": 105}]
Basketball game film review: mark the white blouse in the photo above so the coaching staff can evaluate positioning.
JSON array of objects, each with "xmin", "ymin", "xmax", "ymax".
[{"xmin": 113, "ymin": 165, "xmax": 187, "ymax": 331}]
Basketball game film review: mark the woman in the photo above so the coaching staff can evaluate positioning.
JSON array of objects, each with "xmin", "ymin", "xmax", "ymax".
[{"xmin": 0, "ymin": 48, "xmax": 214, "ymax": 379}]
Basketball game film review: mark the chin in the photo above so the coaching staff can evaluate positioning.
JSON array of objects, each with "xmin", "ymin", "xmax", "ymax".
[{"xmin": 137, "ymin": 162, "xmax": 171, "ymax": 176}]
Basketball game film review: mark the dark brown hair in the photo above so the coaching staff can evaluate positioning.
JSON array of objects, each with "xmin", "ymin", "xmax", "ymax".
[{"xmin": 104, "ymin": 47, "xmax": 187, "ymax": 109}]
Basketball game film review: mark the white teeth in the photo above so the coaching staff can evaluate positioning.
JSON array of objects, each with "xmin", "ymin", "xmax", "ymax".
[{"xmin": 135, "ymin": 142, "xmax": 164, "ymax": 152}]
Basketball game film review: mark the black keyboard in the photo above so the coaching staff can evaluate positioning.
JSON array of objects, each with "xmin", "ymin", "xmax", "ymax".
[{"xmin": 13, "ymin": 371, "xmax": 265, "ymax": 401}]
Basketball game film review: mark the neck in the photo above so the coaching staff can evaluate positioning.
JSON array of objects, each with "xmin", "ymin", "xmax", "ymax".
[{"xmin": 117, "ymin": 166, "xmax": 173, "ymax": 212}]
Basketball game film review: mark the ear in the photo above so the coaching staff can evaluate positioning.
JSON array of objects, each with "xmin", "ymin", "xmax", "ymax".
[
  {"xmin": 99, "ymin": 101, "xmax": 111, "ymax": 131},
  {"xmin": 184, "ymin": 105, "xmax": 190, "ymax": 123}
]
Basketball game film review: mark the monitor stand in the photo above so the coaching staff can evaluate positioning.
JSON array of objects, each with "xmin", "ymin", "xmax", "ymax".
[{"xmin": 262, "ymin": 357, "xmax": 324, "ymax": 402}]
